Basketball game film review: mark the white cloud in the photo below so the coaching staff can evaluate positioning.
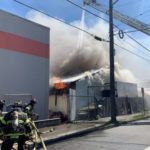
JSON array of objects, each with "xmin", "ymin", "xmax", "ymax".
[{"xmin": 26, "ymin": 10, "xmax": 150, "ymax": 86}]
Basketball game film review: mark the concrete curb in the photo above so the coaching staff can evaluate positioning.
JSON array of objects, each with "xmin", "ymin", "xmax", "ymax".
[
  {"xmin": 119, "ymin": 115, "xmax": 150, "ymax": 125},
  {"xmin": 35, "ymin": 118, "xmax": 61, "ymax": 128},
  {"xmin": 39, "ymin": 123, "xmax": 116, "ymax": 147},
  {"xmin": 43, "ymin": 124, "xmax": 102, "ymax": 144},
  {"xmin": 38, "ymin": 115, "xmax": 150, "ymax": 147}
]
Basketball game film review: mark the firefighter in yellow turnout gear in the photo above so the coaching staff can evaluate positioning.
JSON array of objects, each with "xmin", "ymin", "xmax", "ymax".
[{"xmin": 0, "ymin": 99, "xmax": 36, "ymax": 150}]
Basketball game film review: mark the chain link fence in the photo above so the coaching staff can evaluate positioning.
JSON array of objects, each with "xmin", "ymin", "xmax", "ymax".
[{"xmin": 74, "ymin": 85, "xmax": 144, "ymax": 121}]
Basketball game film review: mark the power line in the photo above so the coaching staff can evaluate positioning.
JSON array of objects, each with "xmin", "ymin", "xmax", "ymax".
[
  {"xmin": 135, "ymin": 8, "xmax": 150, "ymax": 18},
  {"xmin": 65, "ymin": 0, "xmax": 122, "ymax": 37},
  {"xmin": 115, "ymin": 0, "xmax": 140, "ymax": 8},
  {"xmin": 113, "ymin": 0, "xmax": 119, "ymax": 5},
  {"xmin": 121, "ymin": 27, "xmax": 150, "ymax": 34},
  {"xmin": 67, "ymin": 0, "xmax": 141, "ymax": 40},
  {"xmin": 66, "ymin": 0, "xmax": 109, "ymax": 23},
  {"xmin": 13, "ymin": 0, "xmax": 108, "ymax": 42},
  {"xmin": 85, "ymin": 2, "xmax": 108, "ymax": 16},
  {"xmin": 126, "ymin": 34, "xmax": 150, "ymax": 53},
  {"xmin": 114, "ymin": 26, "xmax": 150, "ymax": 34},
  {"xmin": 115, "ymin": 43, "xmax": 150, "ymax": 62},
  {"xmin": 116, "ymin": 36, "xmax": 150, "ymax": 58},
  {"xmin": 113, "ymin": 3, "xmax": 150, "ymax": 31},
  {"xmin": 83, "ymin": 1, "xmax": 150, "ymax": 54},
  {"xmin": 114, "ymin": 26, "xmax": 150, "ymax": 54},
  {"xmin": 67, "ymin": 0, "xmax": 147, "ymax": 41},
  {"xmin": 13, "ymin": 0, "xmax": 150, "ymax": 62},
  {"xmin": 65, "ymin": 0, "xmax": 125, "ymax": 39},
  {"xmin": 67, "ymin": 0, "xmax": 150, "ymax": 55},
  {"xmin": 120, "ymin": 9, "xmax": 150, "ymax": 33},
  {"xmin": 103, "ymin": 0, "xmax": 150, "ymax": 34}
]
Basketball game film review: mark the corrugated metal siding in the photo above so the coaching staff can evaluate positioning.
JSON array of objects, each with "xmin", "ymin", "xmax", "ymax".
[{"xmin": 116, "ymin": 81, "xmax": 138, "ymax": 97}]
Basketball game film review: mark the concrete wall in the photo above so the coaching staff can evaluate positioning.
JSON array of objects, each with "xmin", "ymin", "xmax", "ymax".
[{"xmin": 0, "ymin": 10, "xmax": 49, "ymax": 119}]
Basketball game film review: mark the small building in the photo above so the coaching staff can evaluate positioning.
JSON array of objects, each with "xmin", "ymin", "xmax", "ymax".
[
  {"xmin": 0, "ymin": 10, "xmax": 49, "ymax": 119},
  {"xmin": 49, "ymin": 70, "xmax": 142, "ymax": 121}
]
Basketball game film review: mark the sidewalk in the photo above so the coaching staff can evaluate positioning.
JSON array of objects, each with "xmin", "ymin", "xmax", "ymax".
[
  {"xmin": 38, "ymin": 112, "xmax": 150, "ymax": 145},
  {"xmin": 0, "ymin": 112, "xmax": 149, "ymax": 147},
  {"xmin": 39, "ymin": 123, "xmax": 103, "ymax": 144}
]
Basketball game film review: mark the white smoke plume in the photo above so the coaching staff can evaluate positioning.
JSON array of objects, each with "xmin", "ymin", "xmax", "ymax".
[
  {"xmin": 26, "ymin": 11, "xmax": 138, "ymax": 84},
  {"xmin": 114, "ymin": 62, "xmax": 137, "ymax": 83}
]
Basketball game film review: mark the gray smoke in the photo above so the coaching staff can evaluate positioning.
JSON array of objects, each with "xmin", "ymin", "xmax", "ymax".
[
  {"xmin": 26, "ymin": 11, "xmax": 109, "ymax": 76},
  {"xmin": 26, "ymin": 11, "xmax": 138, "ymax": 84}
]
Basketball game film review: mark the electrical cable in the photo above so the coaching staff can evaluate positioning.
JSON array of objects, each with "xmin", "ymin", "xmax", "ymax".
[
  {"xmin": 116, "ymin": 35, "xmax": 150, "ymax": 58},
  {"xmin": 13, "ymin": 0, "xmax": 150, "ymax": 62},
  {"xmin": 67, "ymin": 0, "xmax": 150, "ymax": 46},
  {"xmin": 65, "ymin": 0, "xmax": 122, "ymax": 36},
  {"xmin": 114, "ymin": 43, "xmax": 150, "ymax": 62},
  {"xmin": 119, "ymin": 8, "xmax": 150, "ymax": 33},
  {"xmin": 84, "ymin": 0, "xmax": 148, "ymax": 32},
  {"xmin": 66, "ymin": 0, "xmax": 147, "ymax": 46},
  {"xmin": 115, "ymin": 25, "xmax": 150, "ymax": 54},
  {"xmin": 113, "ymin": 0, "xmax": 119, "ymax": 5},
  {"xmin": 66, "ymin": 0, "xmax": 150, "ymax": 55},
  {"xmin": 124, "ymin": 40, "xmax": 150, "ymax": 58},
  {"xmin": 119, "ymin": 27, "xmax": 150, "ymax": 34},
  {"xmin": 97, "ymin": 0, "xmax": 150, "ymax": 34},
  {"xmin": 126, "ymin": 34, "xmax": 150, "ymax": 53},
  {"xmin": 114, "ymin": 0, "xmax": 139, "ymax": 8},
  {"xmin": 82, "ymin": 0, "xmax": 150, "ymax": 54},
  {"xmin": 135, "ymin": 8, "xmax": 150, "ymax": 18},
  {"xmin": 114, "ymin": 1, "xmax": 150, "ymax": 29},
  {"xmin": 13, "ymin": 0, "xmax": 108, "ymax": 42},
  {"xmin": 66, "ymin": 0, "xmax": 109, "ymax": 23},
  {"xmin": 64, "ymin": 0, "xmax": 150, "ymax": 62}
]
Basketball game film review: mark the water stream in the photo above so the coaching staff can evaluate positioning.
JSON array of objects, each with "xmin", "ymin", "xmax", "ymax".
[{"xmin": 76, "ymin": 9, "xmax": 85, "ymax": 50}]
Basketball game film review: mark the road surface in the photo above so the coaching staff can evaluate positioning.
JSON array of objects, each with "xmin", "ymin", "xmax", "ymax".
[{"xmin": 46, "ymin": 119, "xmax": 150, "ymax": 150}]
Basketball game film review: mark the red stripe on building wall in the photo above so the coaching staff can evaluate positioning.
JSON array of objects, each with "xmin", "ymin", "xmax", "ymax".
[{"xmin": 0, "ymin": 31, "xmax": 49, "ymax": 58}]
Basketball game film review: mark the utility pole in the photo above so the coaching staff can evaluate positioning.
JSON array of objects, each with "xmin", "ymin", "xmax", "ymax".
[
  {"xmin": 109, "ymin": 0, "xmax": 117, "ymax": 123},
  {"xmin": 141, "ymin": 87, "xmax": 145, "ymax": 115}
]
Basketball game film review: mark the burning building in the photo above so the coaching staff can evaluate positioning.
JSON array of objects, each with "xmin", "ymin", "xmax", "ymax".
[{"xmin": 49, "ymin": 69, "xmax": 143, "ymax": 121}]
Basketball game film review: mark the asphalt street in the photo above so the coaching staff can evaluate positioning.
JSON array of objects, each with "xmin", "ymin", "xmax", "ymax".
[{"xmin": 45, "ymin": 119, "xmax": 150, "ymax": 150}]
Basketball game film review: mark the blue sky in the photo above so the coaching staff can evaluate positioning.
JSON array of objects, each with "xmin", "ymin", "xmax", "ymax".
[
  {"xmin": 0, "ymin": 0, "xmax": 150, "ymax": 37},
  {"xmin": 0, "ymin": 0, "xmax": 149, "ymax": 22},
  {"xmin": 1, "ymin": 0, "xmax": 150, "ymax": 83},
  {"xmin": 0, "ymin": 0, "xmax": 150, "ymax": 30}
]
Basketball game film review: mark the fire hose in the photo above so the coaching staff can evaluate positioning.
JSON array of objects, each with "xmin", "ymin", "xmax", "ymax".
[{"xmin": 31, "ymin": 122, "xmax": 47, "ymax": 150}]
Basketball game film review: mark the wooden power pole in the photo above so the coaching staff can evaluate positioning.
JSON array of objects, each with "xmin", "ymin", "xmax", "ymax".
[{"xmin": 109, "ymin": 0, "xmax": 117, "ymax": 124}]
